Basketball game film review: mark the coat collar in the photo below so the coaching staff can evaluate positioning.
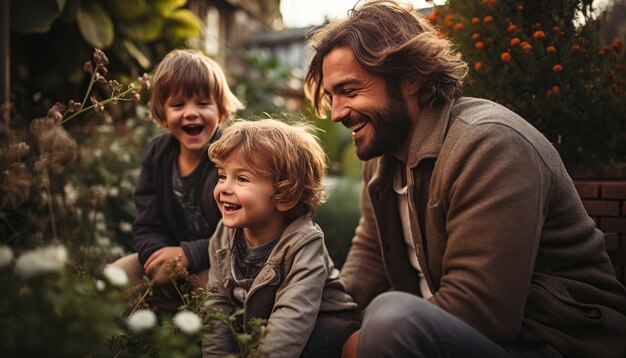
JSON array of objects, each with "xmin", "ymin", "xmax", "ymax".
[{"xmin": 406, "ymin": 99, "xmax": 456, "ymax": 168}]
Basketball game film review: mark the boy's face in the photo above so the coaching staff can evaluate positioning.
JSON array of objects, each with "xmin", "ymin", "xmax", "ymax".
[
  {"xmin": 214, "ymin": 155, "xmax": 286, "ymax": 244},
  {"xmin": 164, "ymin": 94, "xmax": 220, "ymax": 160}
]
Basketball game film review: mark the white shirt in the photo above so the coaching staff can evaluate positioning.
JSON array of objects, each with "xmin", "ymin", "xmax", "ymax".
[{"xmin": 394, "ymin": 163, "xmax": 433, "ymax": 299}]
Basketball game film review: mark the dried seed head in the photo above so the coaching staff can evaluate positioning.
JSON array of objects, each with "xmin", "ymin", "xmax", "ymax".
[
  {"xmin": 0, "ymin": 162, "xmax": 32, "ymax": 209},
  {"xmin": 83, "ymin": 61, "xmax": 94, "ymax": 75},
  {"xmin": 68, "ymin": 100, "xmax": 82, "ymax": 113},
  {"xmin": 95, "ymin": 73, "xmax": 107, "ymax": 85},
  {"xmin": 47, "ymin": 103, "xmax": 64, "ymax": 123},
  {"xmin": 32, "ymin": 126, "xmax": 78, "ymax": 172},
  {"xmin": 108, "ymin": 80, "xmax": 123, "ymax": 92},
  {"xmin": 30, "ymin": 117, "xmax": 57, "ymax": 138},
  {"xmin": 7, "ymin": 142, "xmax": 30, "ymax": 161},
  {"xmin": 96, "ymin": 64, "xmax": 108, "ymax": 76},
  {"xmin": 93, "ymin": 48, "xmax": 109, "ymax": 66},
  {"xmin": 138, "ymin": 73, "xmax": 151, "ymax": 90}
]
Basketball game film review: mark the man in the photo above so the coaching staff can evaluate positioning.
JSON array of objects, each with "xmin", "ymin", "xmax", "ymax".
[{"xmin": 304, "ymin": 1, "xmax": 626, "ymax": 357}]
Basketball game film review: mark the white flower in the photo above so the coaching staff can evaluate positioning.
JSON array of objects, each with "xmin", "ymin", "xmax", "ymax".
[
  {"xmin": 15, "ymin": 245, "xmax": 68, "ymax": 278},
  {"xmin": 64, "ymin": 183, "xmax": 79, "ymax": 205},
  {"xmin": 173, "ymin": 311, "xmax": 202, "ymax": 335},
  {"xmin": 110, "ymin": 246, "xmax": 125, "ymax": 257},
  {"xmin": 96, "ymin": 222, "xmax": 107, "ymax": 232},
  {"xmin": 108, "ymin": 187, "xmax": 119, "ymax": 197},
  {"xmin": 95, "ymin": 279, "xmax": 106, "ymax": 291},
  {"xmin": 127, "ymin": 309, "xmax": 157, "ymax": 333},
  {"xmin": 103, "ymin": 265, "xmax": 128, "ymax": 287},
  {"xmin": 119, "ymin": 221, "xmax": 132, "ymax": 233},
  {"xmin": 0, "ymin": 245, "xmax": 13, "ymax": 268}
]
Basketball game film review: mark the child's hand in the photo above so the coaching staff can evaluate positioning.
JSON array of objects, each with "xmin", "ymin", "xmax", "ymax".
[{"xmin": 144, "ymin": 247, "xmax": 189, "ymax": 285}]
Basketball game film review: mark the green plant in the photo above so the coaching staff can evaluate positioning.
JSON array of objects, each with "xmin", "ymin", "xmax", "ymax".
[
  {"xmin": 314, "ymin": 176, "xmax": 361, "ymax": 268},
  {"xmin": 0, "ymin": 245, "xmax": 267, "ymax": 357},
  {"xmin": 10, "ymin": 0, "xmax": 202, "ymax": 122},
  {"xmin": 1, "ymin": 49, "xmax": 152, "ymax": 271},
  {"xmin": 430, "ymin": 0, "xmax": 626, "ymax": 167},
  {"xmin": 0, "ymin": 245, "xmax": 126, "ymax": 357}
]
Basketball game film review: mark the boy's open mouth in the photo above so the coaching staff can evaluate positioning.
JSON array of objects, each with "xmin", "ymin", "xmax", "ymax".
[
  {"xmin": 182, "ymin": 124, "xmax": 204, "ymax": 135},
  {"xmin": 223, "ymin": 203, "xmax": 241, "ymax": 212}
]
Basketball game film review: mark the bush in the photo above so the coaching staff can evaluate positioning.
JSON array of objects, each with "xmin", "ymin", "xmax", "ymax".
[
  {"xmin": 315, "ymin": 176, "xmax": 361, "ymax": 269},
  {"xmin": 430, "ymin": 0, "xmax": 626, "ymax": 167}
]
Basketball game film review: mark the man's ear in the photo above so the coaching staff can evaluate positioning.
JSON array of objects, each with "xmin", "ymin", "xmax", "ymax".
[{"xmin": 276, "ymin": 198, "xmax": 299, "ymax": 212}]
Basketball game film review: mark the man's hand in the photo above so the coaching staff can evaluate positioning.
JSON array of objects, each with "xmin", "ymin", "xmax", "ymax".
[{"xmin": 144, "ymin": 247, "xmax": 189, "ymax": 285}]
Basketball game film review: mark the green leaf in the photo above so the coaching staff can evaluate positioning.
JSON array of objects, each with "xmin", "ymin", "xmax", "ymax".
[
  {"xmin": 165, "ymin": 9, "xmax": 202, "ymax": 39},
  {"xmin": 122, "ymin": 40, "xmax": 153, "ymax": 69},
  {"xmin": 118, "ymin": 18, "xmax": 164, "ymax": 41},
  {"xmin": 77, "ymin": 2, "xmax": 114, "ymax": 48},
  {"xmin": 10, "ymin": 0, "xmax": 67, "ymax": 33},
  {"xmin": 151, "ymin": 0, "xmax": 187, "ymax": 16},
  {"xmin": 107, "ymin": 0, "xmax": 149, "ymax": 21}
]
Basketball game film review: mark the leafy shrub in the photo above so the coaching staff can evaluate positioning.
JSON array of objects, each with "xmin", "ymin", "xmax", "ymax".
[
  {"xmin": 1, "ymin": 49, "xmax": 267, "ymax": 357},
  {"xmin": 430, "ymin": 0, "xmax": 626, "ymax": 167},
  {"xmin": 315, "ymin": 176, "xmax": 361, "ymax": 269}
]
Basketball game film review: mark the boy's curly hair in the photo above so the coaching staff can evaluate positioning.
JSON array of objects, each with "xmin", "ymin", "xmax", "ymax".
[{"xmin": 208, "ymin": 119, "xmax": 327, "ymax": 220}]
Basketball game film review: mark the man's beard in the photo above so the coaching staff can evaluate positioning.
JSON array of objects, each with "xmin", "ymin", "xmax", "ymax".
[{"xmin": 350, "ymin": 96, "xmax": 412, "ymax": 161}]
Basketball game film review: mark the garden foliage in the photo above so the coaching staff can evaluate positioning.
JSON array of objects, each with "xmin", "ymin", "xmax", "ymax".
[
  {"xmin": 0, "ymin": 49, "xmax": 266, "ymax": 357},
  {"xmin": 430, "ymin": 0, "xmax": 626, "ymax": 167}
]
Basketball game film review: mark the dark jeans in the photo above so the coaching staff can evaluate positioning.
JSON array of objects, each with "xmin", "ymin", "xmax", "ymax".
[
  {"xmin": 301, "ymin": 309, "xmax": 362, "ymax": 358},
  {"xmin": 358, "ymin": 292, "xmax": 563, "ymax": 358}
]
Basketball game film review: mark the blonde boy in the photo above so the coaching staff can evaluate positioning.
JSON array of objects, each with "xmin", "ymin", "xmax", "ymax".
[{"xmin": 202, "ymin": 119, "xmax": 359, "ymax": 357}]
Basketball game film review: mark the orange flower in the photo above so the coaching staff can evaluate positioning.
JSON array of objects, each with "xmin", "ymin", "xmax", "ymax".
[
  {"xmin": 454, "ymin": 22, "xmax": 464, "ymax": 30},
  {"xmin": 500, "ymin": 52, "xmax": 511, "ymax": 62},
  {"xmin": 444, "ymin": 15, "xmax": 454, "ymax": 27},
  {"xmin": 570, "ymin": 44, "xmax": 582, "ymax": 52},
  {"xmin": 598, "ymin": 50, "xmax": 605, "ymax": 56},
  {"xmin": 546, "ymin": 46, "xmax": 556, "ymax": 53},
  {"xmin": 475, "ymin": 41, "xmax": 485, "ymax": 49},
  {"xmin": 510, "ymin": 38, "xmax": 521, "ymax": 47},
  {"xmin": 471, "ymin": 17, "xmax": 480, "ymax": 25},
  {"xmin": 550, "ymin": 85, "xmax": 559, "ymax": 95},
  {"xmin": 552, "ymin": 64, "xmax": 563, "ymax": 72},
  {"xmin": 472, "ymin": 32, "xmax": 481, "ymax": 40},
  {"xmin": 507, "ymin": 24, "xmax": 517, "ymax": 32},
  {"xmin": 521, "ymin": 41, "xmax": 533, "ymax": 52},
  {"xmin": 483, "ymin": 16, "xmax": 494, "ymax": 24},
  {"xmin": 474, "ymin": 61, "xmax": 483, "ymax": 71},
  {"xmin": 551, "ymin": 26, "xmax": 560, "ymax": 33},
  {"xmin": 533, "ymin": 31, "xmax": 546, "ymax": 40}
]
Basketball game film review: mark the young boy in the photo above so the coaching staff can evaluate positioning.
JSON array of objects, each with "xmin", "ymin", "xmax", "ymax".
[
  {"xmin": 113, "ymin": 49, "xmax": 243, "ymax": 309},
  {"xmin": 202, "ymin": 119, "xmax": 360, "ymax": 357}
]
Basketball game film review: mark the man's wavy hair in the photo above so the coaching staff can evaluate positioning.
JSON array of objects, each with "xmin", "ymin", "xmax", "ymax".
[
  {"xmin": 305, "ymin": 0, "xmax": 468, "ymax": 116},
  {"xmin": 208, "ymin": 119, "xmax": 327, "ymax": 221}
]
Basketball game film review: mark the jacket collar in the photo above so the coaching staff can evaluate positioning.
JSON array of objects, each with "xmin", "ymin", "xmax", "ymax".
[{"xmin": 406, "ymin": 99, "xmax": 456, "ymax": 168}]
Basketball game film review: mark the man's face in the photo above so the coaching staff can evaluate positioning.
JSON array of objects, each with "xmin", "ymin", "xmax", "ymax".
[{"xmin": 321, "ymin": 47, "xmax": 411, "ymax": 160}]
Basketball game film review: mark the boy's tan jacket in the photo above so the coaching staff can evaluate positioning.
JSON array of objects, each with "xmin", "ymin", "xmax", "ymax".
[
  {"xmin": 202, "ymin": 216, "xmax": 357, "ymax": 357},
  {"xmin": 340, "ymin": 97, "xmax": 626, "ymax": 358}
]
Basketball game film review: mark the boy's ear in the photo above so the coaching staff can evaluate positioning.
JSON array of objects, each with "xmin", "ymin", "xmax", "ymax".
[{"xmin": 276, "ymin": 198, "xmax": 299, "ymax": 212}]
